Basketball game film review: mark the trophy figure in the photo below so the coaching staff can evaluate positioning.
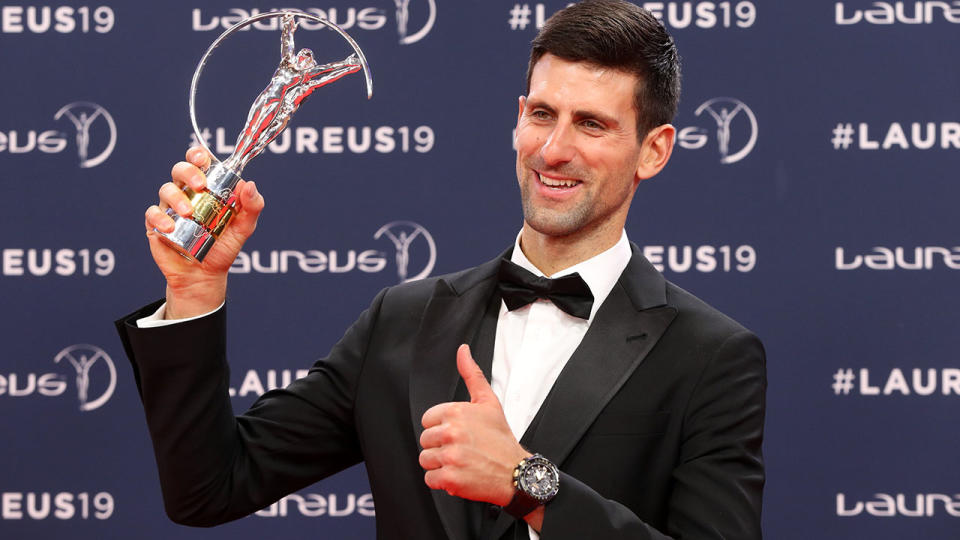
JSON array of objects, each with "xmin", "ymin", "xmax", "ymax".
[{"xmin": 158, "ymin": 12, "xmax": 372, "ymax": 262}]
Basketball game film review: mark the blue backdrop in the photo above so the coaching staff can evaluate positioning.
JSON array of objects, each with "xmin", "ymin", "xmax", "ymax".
[{"xmin": 1, "ymin": 1, "xmax": 958, "ymax": 538}]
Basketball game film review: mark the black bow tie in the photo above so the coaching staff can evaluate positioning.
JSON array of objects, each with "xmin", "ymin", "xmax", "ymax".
[{"xmin": 497, "ymin": 258, "xmax": 594, "ymax": 320}]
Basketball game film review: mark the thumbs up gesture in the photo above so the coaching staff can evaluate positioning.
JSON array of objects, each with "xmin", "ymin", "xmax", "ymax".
[{"xmin": 419, "ymin": 344, "xmax": 531, "ymax": 506}]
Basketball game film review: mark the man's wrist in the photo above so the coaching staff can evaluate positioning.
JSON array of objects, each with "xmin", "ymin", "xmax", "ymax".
[
  {"xmin": 164, "ymin": 281, "xmax": 226, "ymax": 320},
  {"xmin": 498, "ymin": 450, "xmax": 534, "ymax": 506},
  {"xmin": 137, "ymin": 300, "xmax": 224, "ymax": 328}
]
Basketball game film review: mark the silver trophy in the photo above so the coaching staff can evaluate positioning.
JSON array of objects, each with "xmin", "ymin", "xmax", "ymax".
[{"xmin": 158, "ymin": 11, "xmax": 373, "ymax": 262}]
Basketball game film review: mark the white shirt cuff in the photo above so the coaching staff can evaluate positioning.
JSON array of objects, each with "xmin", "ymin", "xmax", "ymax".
[{"xmin": 135, "ymin": 302, "xmax": 224, "ymax": 328}]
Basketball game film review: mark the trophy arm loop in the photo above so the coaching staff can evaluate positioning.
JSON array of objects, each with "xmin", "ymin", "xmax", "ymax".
[{"xmin": 188, "ymin": 10, "xmax": 374, "ymax": 161}]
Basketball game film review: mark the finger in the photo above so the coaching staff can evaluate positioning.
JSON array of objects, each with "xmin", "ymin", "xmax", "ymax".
[
  {"xmin": 421, "ymin": 402, "xmax": 455, "ymax": 429},
  {"xmin": 239, "ymin": 181, "xmax": 264, "ymax": 216},
  {"xmin": 423, "ymin": 469, "xmax": 460, "ymax": 495},
  {"xmin": 457, "ymin": 344, "xmax": 495, "ymax": 404},
  {"xmin": 222, "ymin": 181, "xmax": 264, "ymax": 240},
  {"xmin": 158, "ymin": 182, "xmax": 194, "ymax": 217},
  {"xmin": 419, "ymin": 424, "xmax": 456, "ymax": 450},
  {"xmin": 420, "ymin": 425, "xmax": 439, "ymax": 449},
  {"xmin": 423, "ymin": 469, "xmax": 446, "ymax": 491},
  {"xmin": 185, "ymin": 146, "xmax": 211, "ymax": 172},
  {"xmin": 171, "ymin": 161, "xmax": 207, "ymax": 192},
  {"xmin": 145, "ymin": 205, "xmax": 174, "ymax": 233},
  {"xmin": 418, "ymin": 448, "xmax": 443, "ymax": 470}
]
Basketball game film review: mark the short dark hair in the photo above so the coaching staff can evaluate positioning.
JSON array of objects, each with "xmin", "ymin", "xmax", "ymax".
[{"xmin": 526, "ymin": 0, "xmax": 681, "ymax": 140}]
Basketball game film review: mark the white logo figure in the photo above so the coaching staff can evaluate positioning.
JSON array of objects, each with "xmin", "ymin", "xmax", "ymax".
[
  {"xmin": 54, "ymin": 344, "xmax": 117, "ymax": 411},
  {"xmin": 694, "ymin": 97, "xmax": 757, "ymax": 164},
  {"xmin": 374, "ymin": 221, "xmax": 436, "ymax": 283},
  {"xmin": 392, "ymin": 0, "xmax": 436, "ymax": 44},
  {"xmin": 54, "ymin": 102, "xmax": 117, "ymax": 168}
]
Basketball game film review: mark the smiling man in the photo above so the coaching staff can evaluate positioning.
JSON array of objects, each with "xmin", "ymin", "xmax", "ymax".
[
  {"xmin": 515, "ymin": 52, "xmax": 676, "ymax": 275},
  {"xmin": 117, "ymin": 1, "xmax": 765, "ymax": 539}
]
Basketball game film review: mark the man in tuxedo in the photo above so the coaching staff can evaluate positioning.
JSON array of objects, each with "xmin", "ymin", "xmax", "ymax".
[{"xmin": 119, "ymin": 1, "xmax": 765, "ymax": 538}]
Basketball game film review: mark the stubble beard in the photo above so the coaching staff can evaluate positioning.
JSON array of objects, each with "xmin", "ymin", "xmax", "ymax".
[{"xmin": 518, "ymin": 167, "xmax": 594, "ymax": 239}]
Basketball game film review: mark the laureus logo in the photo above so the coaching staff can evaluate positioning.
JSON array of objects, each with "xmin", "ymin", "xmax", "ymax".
[
  {"xmin": 53, "ymin": 344, "xmax": 117, "ymax": 411},
  {"xmin": 694, "ymin": 97, "xmax": 758, "ymax": 164},
  {"xmin": 53, "ymin": 102, "xmax": 117, "ymax": 168},
  {"xmin": 392, "ymin": 0, "xmax": 436, "ymax": 44},
  {"xmin": 374, "ymin": 221, "xmax": 436, "ymax": 283}
]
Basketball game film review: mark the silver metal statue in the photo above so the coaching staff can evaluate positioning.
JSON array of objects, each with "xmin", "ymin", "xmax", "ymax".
[
  {"xmin": 227, "ymin": 15, "xmax": 361, "ymax": 172},
  {"xmin": 156, "ymin": 11, "xmax": 372, "ymax": 262}
]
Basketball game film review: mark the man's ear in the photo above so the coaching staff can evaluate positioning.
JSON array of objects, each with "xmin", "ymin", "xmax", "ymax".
[
  {"xmin": 635, "ymin": 124, "xmax": 676, "ymax": 181},
  {"xmin": 514, "ymin": 96, "xmax": 526, "ymax": 148}
]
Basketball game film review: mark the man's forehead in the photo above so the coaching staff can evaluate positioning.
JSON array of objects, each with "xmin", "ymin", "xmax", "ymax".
[
  {"xmin": 530, "ymin": 55, "xmax": 638, "ymax": 88},
  {"xmin": 527, "ymin": 55, "xmax": 639, "ymax": 113}
]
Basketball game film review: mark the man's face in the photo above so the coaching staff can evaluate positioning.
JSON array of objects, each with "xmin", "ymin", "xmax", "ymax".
[{"xmin": 515, "ymin": 54, "xmax": 646, "ymax": 241}]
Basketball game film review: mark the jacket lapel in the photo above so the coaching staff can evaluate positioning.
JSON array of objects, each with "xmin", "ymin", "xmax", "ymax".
[
  {"xmin": 488, "ymin": 244, "xmax": 677, "ymax": 539},
  {"xmin": 409, "ymin": 253, "xmax": 504, "ymax": 540}
]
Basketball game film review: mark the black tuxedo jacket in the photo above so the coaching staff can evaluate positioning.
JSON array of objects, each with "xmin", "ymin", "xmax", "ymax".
[{"xmin": 116, "ymin": 244, "xmax": 765, "ymax": 539}]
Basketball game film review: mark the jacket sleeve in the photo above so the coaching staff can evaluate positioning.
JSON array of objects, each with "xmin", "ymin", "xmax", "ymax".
[
  {"xmin": 538, "ymin": 330, "xmax": 766, "ymax": 539},
  {"xmin": 114, "ymin": 289, "xmax": 388, "ymax": 526}
]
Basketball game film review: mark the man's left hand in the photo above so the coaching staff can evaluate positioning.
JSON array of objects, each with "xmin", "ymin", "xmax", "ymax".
[{"xmin": 419, "ymin": 344, "xmax": 530, "ymax": 506}]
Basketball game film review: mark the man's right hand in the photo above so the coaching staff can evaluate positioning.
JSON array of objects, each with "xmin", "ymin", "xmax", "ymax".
[{"xmin": 143, "ymin": 147, "xmax": 265, "ymax": 320}]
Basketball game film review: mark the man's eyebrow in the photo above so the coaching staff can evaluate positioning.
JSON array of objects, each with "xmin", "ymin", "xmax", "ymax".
[
  {"xmin": 574, "ymin": 109, "xmax": 620, "ymax": 128},
  {"xmin": 524, "ymin": 98, "xmax": 555, "ymax": 114},
  {"xmin": 526, "ymin": 98, "xmax": 620, "ymax": 127}
]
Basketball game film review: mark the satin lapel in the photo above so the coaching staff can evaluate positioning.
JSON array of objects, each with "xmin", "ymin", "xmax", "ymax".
[
  {"xmin": 409, "ymin": 256, "xmax": 502, "ymax": 540},
  {"xmin": 488, "ymin": 245, "xmax": 676, "ymax": 539},
  {"xmin": 519, "ymin": 293, "xmax": 676, "ymax": 462},
  {"xmin": 524, "ymin": 243, "xmax": 675, "ymax": 463}
]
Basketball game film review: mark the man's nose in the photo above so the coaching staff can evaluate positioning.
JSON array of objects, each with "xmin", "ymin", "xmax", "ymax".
[{"xmin": 539, "ymin": 123, "xmax": 576, "ymax": 165}]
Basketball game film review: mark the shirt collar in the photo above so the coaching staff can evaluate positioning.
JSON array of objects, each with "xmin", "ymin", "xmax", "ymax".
[{"xmin": 510, "ymin": 230, "xmax": 632, "ymax": 321}]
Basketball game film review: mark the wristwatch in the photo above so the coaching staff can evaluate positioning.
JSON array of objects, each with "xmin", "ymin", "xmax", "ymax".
[{"xmin": 502, "ymin": 453, "xmax": 560, "ymax": 518}]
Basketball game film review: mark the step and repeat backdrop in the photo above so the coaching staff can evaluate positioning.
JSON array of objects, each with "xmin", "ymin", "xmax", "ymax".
[{"xmin": 1, "ymin": 1, "xmax": 957, "ymax": 539}]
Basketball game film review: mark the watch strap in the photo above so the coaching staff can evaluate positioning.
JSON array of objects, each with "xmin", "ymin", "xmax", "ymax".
[{"xmin": 503, "ymin": 488, "xmax": 542, "ymax": 519}]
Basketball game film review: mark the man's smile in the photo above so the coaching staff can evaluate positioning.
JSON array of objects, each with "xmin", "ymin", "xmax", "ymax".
[{"xmin": 535, "ymin": 170, "xmax": 582, "ymax": 191}]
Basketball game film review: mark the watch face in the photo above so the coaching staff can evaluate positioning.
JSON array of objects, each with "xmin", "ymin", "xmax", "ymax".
[{"xmin": 518, "ymin": 458, "xmax": 559, "ymax": 501}]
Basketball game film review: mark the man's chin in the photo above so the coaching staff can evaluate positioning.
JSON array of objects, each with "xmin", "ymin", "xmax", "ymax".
[{"xmin": 522, "ymin": 210, "xmax": 587, "ymax": 239}]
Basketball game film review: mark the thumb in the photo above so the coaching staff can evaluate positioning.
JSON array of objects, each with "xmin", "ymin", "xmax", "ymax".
[
  {"xmin": 228, "ymin": 180, "xmax": 265, "ymax": 238},
  {"xmin": 456, "ymin": 344, "xmax": 495, "ymax": 405}
]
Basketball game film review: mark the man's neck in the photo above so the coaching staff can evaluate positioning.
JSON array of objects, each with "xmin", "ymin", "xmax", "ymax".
[{"xmin": 518, "ymin": 223, "xmax": 624, "ymax": 276}]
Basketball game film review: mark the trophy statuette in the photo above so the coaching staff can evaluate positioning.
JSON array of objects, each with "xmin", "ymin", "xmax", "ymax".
[{"xmin": 157, "ymin": 10, "xmax": 373, "ymax": 262}]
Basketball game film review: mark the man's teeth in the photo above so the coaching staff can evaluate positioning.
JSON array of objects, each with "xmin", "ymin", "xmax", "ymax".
[{"xmin": 539, "ymin": 175, "xmax": 578, "ymax": 188}]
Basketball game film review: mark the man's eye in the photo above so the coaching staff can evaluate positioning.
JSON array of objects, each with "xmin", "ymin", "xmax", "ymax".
[
  {"xmin": 531, "ymin": 110, "xmax": 551, "ymax": 120},
  {"xmin": 582, "ymin": 120, "xmax": 603, "ymax": 130}
]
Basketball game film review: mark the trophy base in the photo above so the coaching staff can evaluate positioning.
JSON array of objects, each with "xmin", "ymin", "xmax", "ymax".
[
  {"xmin": 157, "ymin": 217, "xmax": 218, "ymax": 263},
  {"xmin": 154, "ymin": 162, "xmax": 242, "ymax": 263}
]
